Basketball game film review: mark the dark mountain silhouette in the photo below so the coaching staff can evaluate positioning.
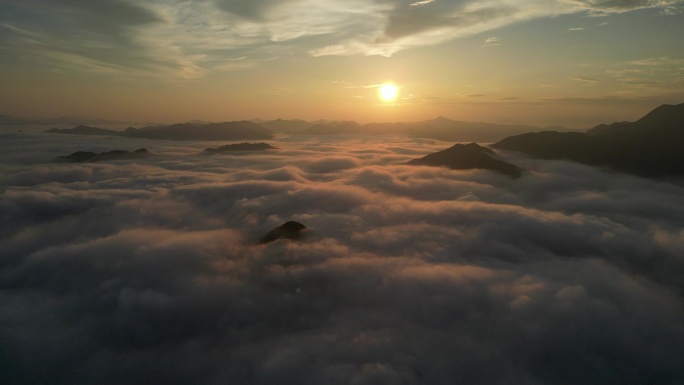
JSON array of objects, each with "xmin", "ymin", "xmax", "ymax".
[
  {"xmin": 46, "ymin": 121, "xmax": 274, "ymax": 141},
  {"xmin": 543, "ymin": 125, "xmax": 572, "ymax": 131},
  {"xmin": 40, "ymin": 116, "xmax": 574, "ymax": 142},
  {"xmin": 124, "ymin": 121, "xmax": 273, "ymax": 140},
  {"xmin": 587, "ymin": 103, "xmax": 684, "ymax": 142},
  {"xmin": 259, "ymin": 221, "xmax": 307, "ymax": 244},
  {"xmin": 403, "ymin": 117, "xmax": 549, "ymax": 143},
  {"xmin": 259, "ymin": 119, "xmax": 312, "ymax": 132},
  {"xmin": 55, "ymin": 148, "xmax": 152, "ymax": 163},
  {"xmin": 408, "ymin": 143, "xmax": 523, "ymax": 178},
  {"xmin": 493, "ymin": 103, "xmax": 684, "ymax": 178},
  {"xmin": 297, "ymin": 117, "xmax": 558, "ymax": 141},
  {"xmin": 46, "ymin": 125, "xmax": 120, "ymax": 136},
  {"xmin": 588, "ymin": 103, "xmax": 683, "ymax": 134},
  {"xmin": 55, "ymin": 151, "xmax": 100, "ymax": 163},
  {"xmin": 492, "ymin": 132, "xmax": 615, "ymax": 164},
  {"xmin": 300, "ymin": 121, "xmax": 363, "ymax": 135},
  {"xmin": 204, "ymin": 142, "xmax": 276, "ymax": 153}
]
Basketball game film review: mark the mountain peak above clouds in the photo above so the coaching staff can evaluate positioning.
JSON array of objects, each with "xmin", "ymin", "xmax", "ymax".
[
  {"xmin": 408, "ymin": 142, "xmax": 522, "ymax": 178},
  {"xmin": 55, "ymin": 148, "xmax": 152, "ymax": 163},
  {"xmin": 260, "ymin": 221, "xmax": 307, "ymax": 244},
  {"xmin": 204, "ymin": 143, "xmax": 277, "ymax": 153},
  {"xmin": 495, "ymin": 103, "xmax": 684, "ymax": 178}
]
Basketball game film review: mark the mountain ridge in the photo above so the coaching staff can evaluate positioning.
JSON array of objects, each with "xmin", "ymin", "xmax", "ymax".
[
  {"xmin": 46, "ymin": 121, "xmax": 274, "ymax": 141},
  {"xmin": 42, "ymin": 116, "xmax": 579, "ymax": 143},
  {"xmin": 55, "ymin": 148, "xmax": 153, "ymax": 163},
  {"xmin": 493, "ymin": 102, "xmax": 684, "ymax": 178}
]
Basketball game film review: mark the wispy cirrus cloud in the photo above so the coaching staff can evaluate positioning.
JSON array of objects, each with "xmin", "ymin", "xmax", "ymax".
[
  {"xmin": 482, "ymin": 36, "xmax": 500, "ymax": 47},
  {"xmin": 605, "ymin": 57, "xmax": 684, "ymax": 90},
  {"xmin": 0, "ymin": 0, "xmax": 682, "ymax": 78},
  {"xmin": 410, "ymin": 0, "xmax": 436, "ymax": 6},
  {"xmin": 562, "ymin": 0, "xmax": 684, "ymax": 15},
  {"xmin": 570, "ymin": 76, "xmax": 601, "ymax": 83}
]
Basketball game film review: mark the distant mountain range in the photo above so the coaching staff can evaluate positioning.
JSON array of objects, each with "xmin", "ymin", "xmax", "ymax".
[
  {"xmin": 294, "ymin": 117, "xmax": 569, "ymax": 142},
  {"xmin": 204, "ymin": 142, "xmax": 276, "ymax": 153},
  {"xmin": 34, "ymin": 102, "xmax": 684, "ymax": 178},
  {"xmin": 492, "ymin": 103, "xmax": 684, "ymax": 178},
  {"xmin": 257, "ymin": 119, "xmax": 311, "ymax": 132},
  {"xmin": 46, "ymin": 122, "xmax": 273, "ymax": 141},
  {"xmin": 123, "ymin": 122, "xmax": 272, "ymax": 141},
  {"xmin": 398, "ymin": 103, "xmax": 684, "ymax": 179},
  {"xmin": 371, "ymin": 118, "xmax": 565, "ymax": 143},
  {"xmin": 38, "ymin": 102, "xmax": 684, "ymax": 179},
  {"xmin": 42, "ymin": 117, "xmax": 572, "ymax": 143},
  {"xmin": 55, "ymin": 148, "xmax": 153, "ymax": 163},
  {"xmin": 300, "ymin": 121, "xmax": 364, "ymax": 135},
  {"xmin": 46, "ymin": 125, "xmax": 121, "ymax": 136}
]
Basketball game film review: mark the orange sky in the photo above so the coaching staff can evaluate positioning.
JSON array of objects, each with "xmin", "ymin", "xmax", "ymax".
[{"xmin": 1, "ymin": 0, "xmax": 683, "ymax": 128}]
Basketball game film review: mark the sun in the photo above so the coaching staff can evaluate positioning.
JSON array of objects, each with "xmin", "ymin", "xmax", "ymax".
[{"xmin": 378, "ymin": 83, "xmax": 399, "ymax": 103}]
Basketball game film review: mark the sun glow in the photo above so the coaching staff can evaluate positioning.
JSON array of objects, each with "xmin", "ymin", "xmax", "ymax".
[{"xmin": 378, "ymin": 83, "xmax": 399, "ymax": 103}]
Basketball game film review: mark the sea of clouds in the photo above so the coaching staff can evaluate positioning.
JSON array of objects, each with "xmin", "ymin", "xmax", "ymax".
[{"xmin": 1, "ymin": 130, "xmax": 683, "ymax": 385}]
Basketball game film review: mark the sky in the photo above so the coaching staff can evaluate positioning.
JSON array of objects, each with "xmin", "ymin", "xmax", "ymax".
[
  {"xmin": 1, "ymin": 0, "xmax": 684, "ymax": 126},
  {"xmin": 2, "ymin": 132, "xmax": 684, "ymax": 384}
]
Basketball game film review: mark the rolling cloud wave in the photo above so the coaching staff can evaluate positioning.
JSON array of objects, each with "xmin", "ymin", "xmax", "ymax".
[{"xmin": 1, "ymin": 132, "xmax": 683, "ymax": 384}]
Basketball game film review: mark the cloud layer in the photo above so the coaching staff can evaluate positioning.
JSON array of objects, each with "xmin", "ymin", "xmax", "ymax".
[
  {"xmin": 1, "ymin": 131, "xmax": 684, "ymax": 384},
  {"xmin": 1, "ymin": 0, "xmax": 681, "ymax": 77}
]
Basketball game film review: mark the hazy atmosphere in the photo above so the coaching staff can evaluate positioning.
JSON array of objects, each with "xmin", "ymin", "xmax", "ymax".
[{"xmin": 2, "ymin": 1, "xmax": 684, "ymax": 385}]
